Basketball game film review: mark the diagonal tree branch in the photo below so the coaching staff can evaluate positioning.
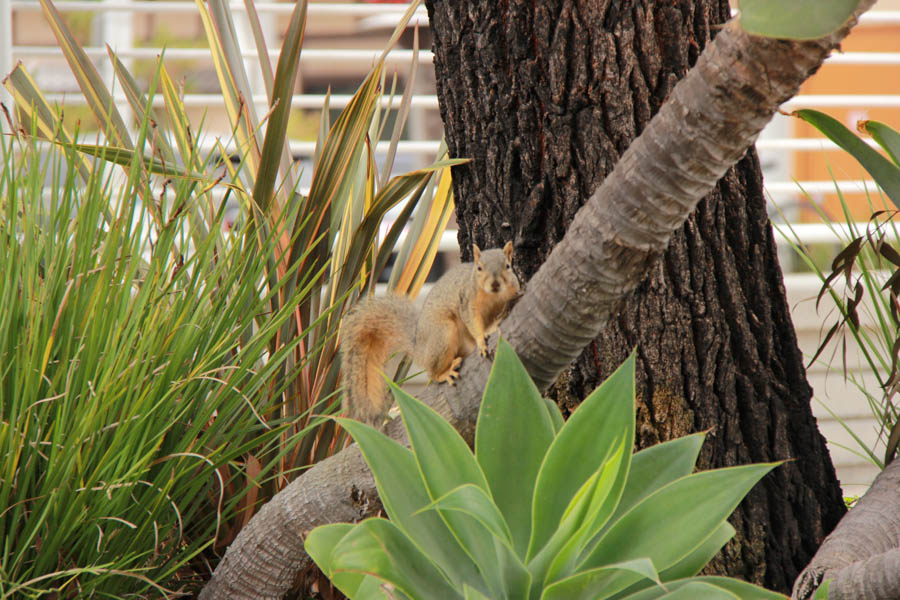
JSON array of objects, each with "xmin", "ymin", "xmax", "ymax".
[
  {"xmin": 200, "ymin": 5, "xmax": 877, "ymax": 599},
  {"xmin": 793, "ymin": 457, "xmax": 900, "ymax": 599}
]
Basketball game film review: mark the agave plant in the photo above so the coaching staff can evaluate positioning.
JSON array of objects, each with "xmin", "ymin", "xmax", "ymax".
[
  {"xmin": 306, "ymin": 339, "xmax": 784, "ymax": 599},
  {"xmin": 4, "ymin": 0, "xmax": 459, "ymax": 522}
]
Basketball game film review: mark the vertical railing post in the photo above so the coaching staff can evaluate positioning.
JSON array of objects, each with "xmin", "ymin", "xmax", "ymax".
[
  {"xmin": 0, "ymin": 0, "xmax": 13, "ymax": 132},
  {"xmin": 99, "ymin": 0, "xmax": 134, "ymax": 127}
]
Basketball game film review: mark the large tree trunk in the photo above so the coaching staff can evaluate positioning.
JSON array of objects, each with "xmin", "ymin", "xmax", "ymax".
[
  {"xmin": 425, "ymin": 0, "xmax": 844, "ymax": 592},
  {"xmin": 199, "ymin": 3, "xmax": 877, "ymax": 597}
]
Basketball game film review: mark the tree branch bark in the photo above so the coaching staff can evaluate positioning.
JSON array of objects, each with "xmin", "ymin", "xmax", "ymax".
[
  {"xmin": 199, "ymin": 6, "xmax": 877, "ymax": 598},
  {"xmin": 793, "ymin": 458, "xmax": 900, "ymax": 600}
]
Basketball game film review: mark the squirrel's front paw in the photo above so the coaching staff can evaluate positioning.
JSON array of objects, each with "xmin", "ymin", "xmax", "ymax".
[
  {"xmin": 478, "ymin": 337, "xmax": 492, "ymax": 359},
  {"xmin": 436, "ymin": 357, "xmax": 463, "ymax": 386}
]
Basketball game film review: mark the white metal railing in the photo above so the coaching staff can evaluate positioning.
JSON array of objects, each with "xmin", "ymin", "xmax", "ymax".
[{"xmin": 4, "ymin": 2, "xmax": 900, "ymax": 256}]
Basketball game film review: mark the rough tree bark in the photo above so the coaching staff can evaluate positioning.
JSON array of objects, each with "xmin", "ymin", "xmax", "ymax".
[
  {"xmin": 423, "ymin": 0, "xmax": 843, "ymax": 592},
  {"xmin": 198, "ymin": 3, "xmax": 877, "ymax": 598}
]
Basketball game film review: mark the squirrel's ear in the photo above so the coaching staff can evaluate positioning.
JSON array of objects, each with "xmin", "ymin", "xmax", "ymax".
[
  {"xmin": 472, "ymin": 244, "xmax": 482, "ymax": 261},
  {"xmin": 503, "ymin": 241, "xmax": 513, "ymax": 260}
]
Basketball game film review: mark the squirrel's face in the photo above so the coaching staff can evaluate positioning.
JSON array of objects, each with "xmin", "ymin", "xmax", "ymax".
[{"xmin": 474, "ymin": 249, "xmax": 520, "ymax": 296}]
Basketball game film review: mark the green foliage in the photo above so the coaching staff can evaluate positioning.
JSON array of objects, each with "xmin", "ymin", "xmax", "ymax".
[
  {"xmin": 738, "ymin": 0, "xmax": 859, "ymax": 40},
  {"xmin": 781, "ymin": 110, "xmax": 900, "ymax": 468},
  {"xmin": 306, "ymin": 339, "xmax": 783, "ymax": 599},
  {"xmin": 1, "ymin": 0, "xmax": 458, "ymax": 594},
  {"xmin": 0, "ymin": 130, "xmax": 311, "ymax": 597},
  {"xmin": 4, "ymin": 0, "xmax": 457, "ymax": 511}
]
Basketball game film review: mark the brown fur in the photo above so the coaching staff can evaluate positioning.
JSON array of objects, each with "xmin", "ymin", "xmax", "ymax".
[{"xmin": 340, "ymin": 242, "xmax": 520, "ymax": 426}]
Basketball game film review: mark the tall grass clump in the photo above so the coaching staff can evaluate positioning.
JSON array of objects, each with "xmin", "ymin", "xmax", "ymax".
[
  {"xmin": 0, "ymin": 127, "xmax": 315, "ymax": 597},
  {"xmin": 3, "ymin": 0, "xmax": 460, "ymax": 574}
]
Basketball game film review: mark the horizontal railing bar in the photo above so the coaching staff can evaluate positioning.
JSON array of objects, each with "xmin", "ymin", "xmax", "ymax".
[
  {"xmin": 42, "ymin": 92, "xmax": 441, "ymax": 110},
  {"xmin": 10, "ymin": 3, "xmax": 900, "ymax": 26},
  {"xmin": 13, "ymin": 46, "xmax": 434, "ymax": 63},
  {"xmin": 10, "ymin": 0, "xmax": 429, "ymax": 18},
  {"xmin": 765, "ymin": 181, "xmax": 880, "ymax": 194}
]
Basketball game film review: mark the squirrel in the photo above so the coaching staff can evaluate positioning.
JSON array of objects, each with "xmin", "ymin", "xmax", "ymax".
[{"xmin": 340, "ymin": 241, "xmax": 520, "ymax": 426}]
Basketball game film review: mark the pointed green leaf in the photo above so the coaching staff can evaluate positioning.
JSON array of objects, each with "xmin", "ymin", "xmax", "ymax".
[
  {"xmin": 3, "ymin": 64, "xmax": 93, "ymax": 184},
  {"xmin": 738, "ymin": 1, "xmax": 858, "ymax": 40},
  {"xmin": 305, "ymin": 523, "xmax": 363, "ymax": 595},
  {"xmin": 464, "ymin": 584, "xmax": 491, "ymax": 600},
  {"xmin": 419, "ymin": 484, "xmax": 512, "ymax": 545},
  {"xmin": 528, "ymin": 353, "xmax": 636, "ymax": 560},
  {"xmin": 543, "ymin": 439, "xmax": 629, "ymax": 585},
  {"xmin": 392, "ymin": 383, "xmax": 489, "ymax": 495},
  {"xmin": 38, "ymin": 0, "xmax": 132, "ymax": 148},
  {"xmin": 794, "ymin": 109, "xmax": 900, "ymax": 209},
  {"xmin": 327, "ymin": 518, "xmax": 460, "ymax": 600},
  {"xmin": 252, "ymin": 0, "xmax": 307, "ymax": 217},
  {"xmin": 862, "ymin": 120, "xmax": 900, "ymax": 168},
  {"xmin": 391, "ymin": 386, "xmax": 514, "ymax": 597},
  {"xmin": 541, "ymin": 558, "xmax": 660, "ymax": 600},
  {"xmin": 334, "ymin": 417, "xmax": 488, "ymax": 592},
  {"xmin": 620, "ymin": 576, "xmax": 786, "ymax": 600},
  {"xmin": 659, "ymin": 522, "xmax": 735, "ymax": 581},
  {"xmin": 582, "ymin": 464, "xmax": 778, "ymax": 573},
  {"xmin": 813, "ymin": 580, "xmax": 831, "ymax": 600},
  {"xmin": 611, "ymin": 433, "xmax": 706, "ymax": 525},
  {"xmin": 475, "ymin": 337, "xmax": 556, "ymax": 557}
]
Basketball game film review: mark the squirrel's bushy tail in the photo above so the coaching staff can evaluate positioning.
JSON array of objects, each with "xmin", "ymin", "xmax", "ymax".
[{"xmin": 340, "ymin": 294, "xmax": 417, "ymax": 426}]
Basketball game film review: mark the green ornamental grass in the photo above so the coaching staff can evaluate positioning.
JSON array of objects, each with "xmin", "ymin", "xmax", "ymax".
[{"xmin": 0, "ymin": 131, "xmax": 313, "ymax": 597}]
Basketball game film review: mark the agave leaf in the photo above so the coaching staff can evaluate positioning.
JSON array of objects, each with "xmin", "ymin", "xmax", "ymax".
[
  {"xmin": 738, "ymin": 0, "xmax": 857, "ymax": 40},
  {"xmin": 464, "ymin": 585, "xmax": 492, "ymax": 600},
  {"xmin": 304, "ymin": 522, "xmax": 356, "ymax": 584},
  {"xmin": 794, "ymin": 109, "xmax": 900, "ymax": 209},
  {"xmin": 658, "ymin": 522, "xmax": 735, "ymax": 581},
  {"xmin": 543, "ymin": 439, "xmax": 629, "ymax": 585},
  {"xmin": 391, "ymin": 383, "xmax": 490, "ymax": 495},
  {"xmin": 861, "ymin": 120, "xmax": 900, "ymax": 168},
  {"xmin": 528, "ymin": 353, "xmax": 636, "ymax": 561},
  {"xmin": 333, "ymin": 417, "xmax": 488, "ymax": 593},
  {"xmin": 418, "ymin": 483, "xmax": 513, "ymax": 544},
  {"xmin": 610, "ymin": 432, "xmax": 706, "ymax": 525},
  {"xmin": 581, "ymin": 464, "xmax": 778, "ymax": 574},
  {"xmin": 476, "ymin": 338, "xmax": 556, "ymax": 558},
  {"xmin": 390, "ymin": 385, "xmax": 513, "ymax": 596},
  {"xmin": 813, "ymin": 580, "xmax": 830, "ymax": 599},
  {"xmin": 324, "ymin": 518, "xmax": 460, "ymax": 600},
  {"xmin": 619, "ymin": 576, "xmax": 785, "ymax": 600},
  {"xmin": 417, "ymin": 483, "xmax": 532, "ymax": 598},
  {"xmin": 540, "ymin": 558, "xmax": 660, "ymax": 600}
]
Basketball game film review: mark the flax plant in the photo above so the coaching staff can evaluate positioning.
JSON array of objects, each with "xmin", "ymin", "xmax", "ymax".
[
  {"xmin": 4, "ymin": 0, "xmax": 458, "ymax": 532},
  {"xmin": 0, "ymin": 123, "xmax": 321, "ymax": 597},
  {"xmin": 5, "ymin": 0, "xmax": 461, "ymax": 580}
]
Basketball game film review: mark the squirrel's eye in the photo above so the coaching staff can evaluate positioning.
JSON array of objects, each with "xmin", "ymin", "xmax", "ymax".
[
  {"xmin": 476, "ymin": 264, "xmax": 483, "ymax": 271},
  {"xmin": 506, "ymin": 263, "xmax": 511, "ymax": 269}
]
